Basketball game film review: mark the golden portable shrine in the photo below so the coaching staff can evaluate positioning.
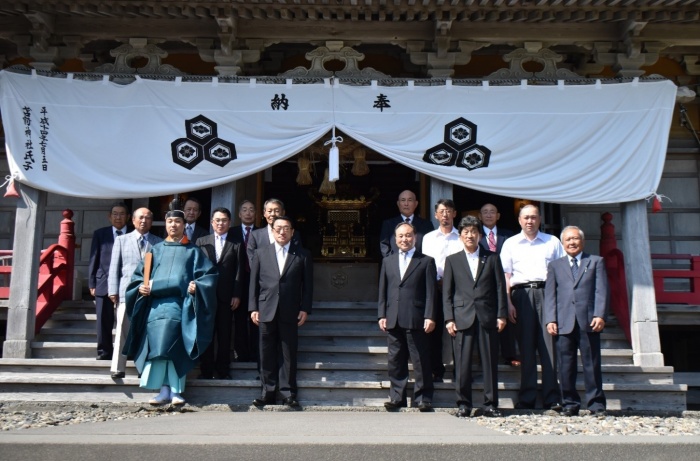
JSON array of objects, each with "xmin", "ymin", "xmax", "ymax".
[{"xmin": 313, "ymin": 192, "xmax": 379, "ymax": 259}]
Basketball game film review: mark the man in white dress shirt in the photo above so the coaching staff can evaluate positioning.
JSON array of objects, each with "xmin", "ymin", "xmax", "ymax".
[
  {"xmin": 421, "ymin": 199, "xmax": 463, "ymax": 382},
  {"xmin": 500, "ymin": 204, "xmax": 564, "ymax": 410}
]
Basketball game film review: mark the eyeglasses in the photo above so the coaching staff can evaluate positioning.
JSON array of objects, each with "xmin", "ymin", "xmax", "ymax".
[
  {"xmin": 212, "ymin": 219, "xmax": 230, "ymax": 224},
  {"xmin": 111, "ymin": 212, "xmax": 127, "ymax": 217},
  {"xmin": 273, "ymin": 226, "xmax": 292, "ymax": 233}
]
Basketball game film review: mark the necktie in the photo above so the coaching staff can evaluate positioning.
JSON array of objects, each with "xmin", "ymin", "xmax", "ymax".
[
  {"xmin": 139, "ymin": 236, "xmax": 147, "ymax": 257},
  {"xmin": 186, "ymin": 225, "xmax": 193, "ymax": 240},
  {"xmin": 488, "ymin": 230, "xmax": 496, "ymax": 252},
  {"xmin": 216, "ymin": 236, "xmax": 223, "ymax": 261},
  {"xmin": 571, "ymin": 258, "xmax": 579, "ymax": 280},
  {"xmin": 244, "ymin": 226, "xmax": 251, "ymax": 245},
  {"xmin": 404, "ymin": 217, "xmax": 410, "ymax": 224},
  {"xmin": 278, "ymin": 246, "xmax": 286, "ymax": 274},
  {"xmin": 244, "ymin": 226, "xmax": 252, "ymax": 272},
  {"xmin": 115, "ymin": 229, "xmax": 123, "ymax": 238},
  {"xmin": 399, "ymin": 251, "xmax": 408, "ymax": 278}
]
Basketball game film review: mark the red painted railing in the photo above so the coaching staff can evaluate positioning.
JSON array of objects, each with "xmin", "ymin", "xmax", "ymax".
[
  {"xmin": 0, "ymin": 250, "xmax": 11, "ymax": 299},
  {"xmin": 652, "ymin": 254, "xmax": 700, "ymax": 305},
  {"xmin": 0, "ymin": 210, "xmax": 75, "ymax": 334}
]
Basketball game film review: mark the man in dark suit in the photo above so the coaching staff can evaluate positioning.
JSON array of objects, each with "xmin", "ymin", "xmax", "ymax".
[
  {"xmin": 197, "ymin": 207, "xmax": 242, "ymax": 379},
  {"xmin": 379, "ymin": 190, "xmax": 434, "ymax": 258},
  {"xmin": 249, "ymin": 216, "xmax": 313, "ymax": 408},
  {"xmin": 545, "ymin": 226, "xmax": 609, "ymax": 417},
  {"xmin": 247, "ymin": 198, "xmax": 301, "ymax": 265},
  {"xmin": 229, "ymin": 199, "xmax": 258, "ymax": 363},
  {"xmin": 443, "ymin": 216, "xmax": 507, "ymax": 418},
  {"xmin": 378, "ymin": 221, "xmax": 437, "ymax": 412},
  {"xmin": 479, "ymin": 203, "xmax": 519, "ymax": 368},
  {"xmin": 88, "ymin": 201, "xmax": 130, "ymax": 360},
  {"xmin": 184, "ymin": 197, "xmax": 209, "ymax": 243}
]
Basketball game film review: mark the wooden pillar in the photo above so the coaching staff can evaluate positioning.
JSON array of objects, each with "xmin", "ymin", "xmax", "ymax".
[
  {"xmin": 2, "ymin": 184, "xmax": 47, "ymax": 358},
  {"xmin": 620, "ymin": 199, "xmax": 665, "ymax": 367},
  {"xmin": 211, "ymin": 182, "xmax": 237, "ymax": 218},
  {"xmin": 428, "ymin": 178, "xmax": 453, "ymax": 228}
]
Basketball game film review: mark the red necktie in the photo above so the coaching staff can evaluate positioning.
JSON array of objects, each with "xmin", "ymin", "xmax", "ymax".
[{"xmin": 488, "ymin": 230, "xmax": 497, "ymax": 252}]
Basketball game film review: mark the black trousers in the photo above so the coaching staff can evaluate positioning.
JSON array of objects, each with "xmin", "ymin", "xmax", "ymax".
[
  {"xmin": 555, "ymin": 319, "xmax": 606, "ymax": 411},
  {"xmin": 200, "ymin": 301, "xmax": 234, "ymax": 377},
  {"xmin": 259, "ymin": 312, "xmax": 298, "ymax": 399},
  {"xmin": 453, "ymin": 322, "xmax": 499, "ymax": 409},
  {"xmin": 386, "ymin": 327, "xmax": 433, "ymax": 405},
  {"xmin": 499, "ymin": 321, "xmax": 518, "ymax": 360},
  {"xmin": 512, "ymin": 286, "xmax": 559, "ymax": 407},
  {"xmin": 429, "ymin": 283, "xmax": 446, "ymax": 379},
  {"xmin": 95, "ymin": 295, "xmax": 114, "ymax": 356}
]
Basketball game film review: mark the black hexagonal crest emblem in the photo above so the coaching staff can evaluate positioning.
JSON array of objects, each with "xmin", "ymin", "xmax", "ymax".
[
  {"xmin": 424, "ymin": 117, "xmax": 492, "ymax": 172},
  {"xmin": 457, "ymin": 145, "xmax": 492, "ymax": 171},
  {"xmin": 204, "ymin": 138, "xmax": 237, "ymax": 167},
  {"xmin": 171, "ymin": 138, "xmax": 204, "ymax": 170},
  {"xmin": 172, "ymin": 115, "xmax": 237, "ymax": 169},
  {"xmin": 185, "ymin": 115, "xmax": 217, "ymax": 144},
  {"xmin": 423, "ymin": 144, "xmax": 458, "ymax": 166},
  {"xmin": 444, "ymin": 117, "xmax": 477, "ymax": 150}
]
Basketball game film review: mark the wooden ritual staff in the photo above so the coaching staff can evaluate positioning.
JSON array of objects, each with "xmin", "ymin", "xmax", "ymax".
[{"xmin": 143, "ymin": 252, "xmax": 153, "ymax": 286}]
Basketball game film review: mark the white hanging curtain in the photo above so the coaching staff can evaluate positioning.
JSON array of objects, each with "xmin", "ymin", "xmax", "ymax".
[{"xmin": 0, "ymin": 71, "xmax": 676, "ymax": 204}]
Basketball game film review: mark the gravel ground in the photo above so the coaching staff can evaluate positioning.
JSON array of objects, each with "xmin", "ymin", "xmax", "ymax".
[{"xmin": 2, "ymin": 402, "xmax": 700, "ymax": 436}]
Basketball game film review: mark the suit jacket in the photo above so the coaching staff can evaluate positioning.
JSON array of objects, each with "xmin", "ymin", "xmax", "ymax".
[
  {"xmin": 188, "ymin": 224, "xmax": 209, "ymax": 243},
  {"xmin": 108, "ymin": 231, "xmax": 163, "ymax": 301},
  {"xmin": 249, "ymin": 241, "xmax": 313, "ymax": 323},
  {"xmin": 89, "ymin": 226, "xmax": 123, "ymax": 296},
  {"xmin": 379, "ymin": 215, "xmax": 434, "ymax": 258},
  {"xmin": 442, "ymin": 249, "xmax": 507, "ymax": 331},
  {"xmin": 544, "ymin": 253, "xmax": 609, "ymax": 335},
  {"xmin": 246, "ymin": 225, "xmax": 301, "ymax": 265},
  {"xmin": 196, "ymin": 233, "xmax": 242, "ymax": 303},
  {"xmin": 378, "ymin": 250, "xmax": 436, "ymax": 330},
  {"xmin": 230, "ymin": 224, "xmax": 258, "ymax": 246},
  {"xmin": 479, "ymin": 227, "xmax": 514, "ymax": 254}
]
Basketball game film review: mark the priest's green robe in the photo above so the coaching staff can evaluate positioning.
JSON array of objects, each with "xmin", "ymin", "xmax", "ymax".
[{"xmin": 124, "ymin": 240, "xmax": 218, "ymax": 378}]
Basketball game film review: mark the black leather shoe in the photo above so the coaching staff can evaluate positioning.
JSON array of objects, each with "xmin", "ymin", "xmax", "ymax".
[
  {"xmin": 253, "ymin": 396, "xmax": 275, "ymax": 407},
  {"xmin": 593, "ymin": 409, "xmax": 607, "ymax": 418},
  {"xmin": 96, "ymin": 354, "xmax": 111, "ymax": 361},
  {"xmin": 282, "ymin": 397, "xmax": 300, "ymax": 408},
  {"xmin": 456, "ymin": 404, "xmax": 472, "ymax": 418},
  {"xmin": 548, "ymin": 402, "xmax": 563, "ymax": 412},
  {"xmin": 482, "ymin": 408, "xmax": 502, "ymax": 417},
  {"xmin": 217, "ymin": 373, "xmax": 232, "ymax": 380},
  {"xmin": 514, "ymin": 402, "xmax": 534, "ymax": 410},
  {"xmin": 384, "ymin": 400, "xmax": 406, "ymax": 411},
  {"xmin": 561, "ymin": 407, "xmax": 579, "ymax": 417},
  {"xmin": 417, "ymin": 401, "xmax": 433, "ymax": 412},
  {"xmin": 197, "ymin": 374, "xmax": 213, "ymax": 379},
  {"xmin": 432, "ymin": 374, "xmax": 444, "ymax": 383},
  {"xmin": 110, "ymin": 371, "xmax": 125, "ymax": 379}
]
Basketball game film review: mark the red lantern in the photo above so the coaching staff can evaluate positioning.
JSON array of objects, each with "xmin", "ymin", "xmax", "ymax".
[
  {"xmin": 652, "ymin": 195, "xmax": 662, "ymax": 213},
  {"xmin": 3, "ymin": 178, "xmax": 19, "ymax": 198}
]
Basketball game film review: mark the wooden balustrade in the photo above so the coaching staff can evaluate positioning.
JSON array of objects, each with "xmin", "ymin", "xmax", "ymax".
[
  {"xmin": 0, "ymin": 210, "xmax": 76, "ymax": 333},
  {"xmin": 652, "ymin": 254, "xmax": 700, "ymax": 305}
]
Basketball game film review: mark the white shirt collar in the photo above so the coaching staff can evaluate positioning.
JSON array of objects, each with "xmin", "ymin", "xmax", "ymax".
[
  {"xmin": 275, "ymin": 242, "xmax": 291, "ymax": 252},
  {"xmin": 465, "ymin": 246, "xmax": 480, "ymax": 258},
  {"xmin": 483, "ymin": 225, "xmax": 497, "ymax": 235}
]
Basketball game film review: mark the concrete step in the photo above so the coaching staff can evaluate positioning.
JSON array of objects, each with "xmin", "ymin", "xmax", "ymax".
[
  {"xmin": 0, "ymin": 358, "xmax": 674, "ymax": 385},
  {"xmin": 0, "ymin": 370, "xmax": 686, "ymax": 410}
]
